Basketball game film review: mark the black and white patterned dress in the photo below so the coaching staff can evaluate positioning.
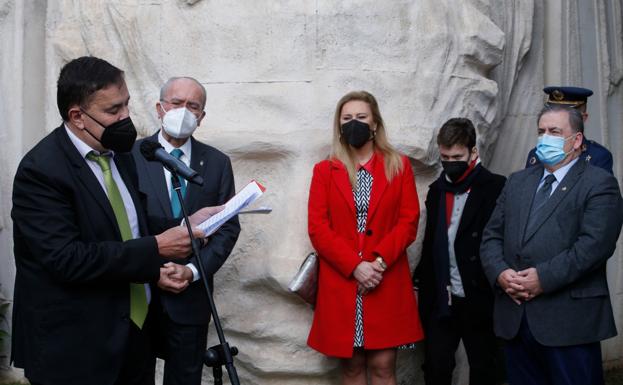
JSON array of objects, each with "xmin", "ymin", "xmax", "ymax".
[
  {"xmin": 352, "ymin": 166, "xmax": 417, "ymax": 350},
  {"xmin": 353, "ymin": 167, "xmax": 373, "ymax": 347}
]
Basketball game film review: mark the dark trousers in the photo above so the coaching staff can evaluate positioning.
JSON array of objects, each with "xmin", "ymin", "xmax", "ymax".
[
  {"xmin": 504, "ymin": 315, "xmax": 604, "ymax": 385},
  {"xmin": 151, "ymin": 306, "xmax": 209, "ymax": 385},
  {"xmin": 114, "ymin": 321, "xmax": 157, "ymax": 385},
  {"xmin": 30, "ymin": 313, "xmax": 158, "ymax": 385},
  {"xmin": 422, "ymin": 295, "xmax": 502, "ymax": 385}
]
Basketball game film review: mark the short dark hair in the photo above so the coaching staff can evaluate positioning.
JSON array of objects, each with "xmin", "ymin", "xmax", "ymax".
[
  {"xmin": 57, "ymin": 56, "xmax": 125, "ymax": 121},
  {"xmin": 537, "ymin": 104, "xmax": 584, "ymax": 133},
  {"xmin": 437, "ymin": 118, "xmax": 477, "ymax": 150}
]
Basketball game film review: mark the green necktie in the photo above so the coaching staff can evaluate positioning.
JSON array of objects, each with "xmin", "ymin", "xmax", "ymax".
[
  {"xmin": 87, "ymin": 152, "xmax": 148, "ymax": 329},
  {"xmin": 169, "ymin": 148, "xmax": 187, "ymax": 218}
]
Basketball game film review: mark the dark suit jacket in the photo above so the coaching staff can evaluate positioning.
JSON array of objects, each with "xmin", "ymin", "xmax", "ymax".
[
  {"xmin": 132, "ymin": 132, "xmax": 240, "ymax": 325},
  {"xmin": 11, "ymin": 125, "xmax": 163, "ymax": 385},
  {"xmin": 414, "ymin": 167, "xmax": 505, "ymax": 323},
  {"xmin": 481, "ymin": 160, "xmax": 623, "ymax": 346}
]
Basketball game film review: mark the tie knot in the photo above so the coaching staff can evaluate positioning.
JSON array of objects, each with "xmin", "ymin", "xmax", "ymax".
[
  {"xmin": 170, "ymin": 149, "xmax": 184, "ymax": 159},
  {"xmin": 86, "ymin": 151, "xmax": 112, "ymax": 172},
  {"xmin": 543, "ymin": 174, "xmax": 556, "ymax": 186}
]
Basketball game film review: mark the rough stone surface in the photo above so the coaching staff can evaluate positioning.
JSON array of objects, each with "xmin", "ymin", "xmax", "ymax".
[{"xmin": 1, "ymin": 1, "xmax": 622, "ymax": 384}]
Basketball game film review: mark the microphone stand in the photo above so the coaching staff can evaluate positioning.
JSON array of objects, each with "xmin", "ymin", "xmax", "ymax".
[{"xmin": 171, "ymin": 174, "xmax": 240, "ymax": 385}]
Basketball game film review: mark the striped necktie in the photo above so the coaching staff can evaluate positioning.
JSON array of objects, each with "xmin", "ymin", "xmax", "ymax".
[
  {"xmin": 529, "ymin": 174, "xmax": 556, "ymax": 218},
  {"xmin": 525, "ymin": 174, "xmax": 557, "ymax": 238},
  {"xmin": 169, "ymin": 148, "xmax": 187, "ymax": 218},
  {"xmin": 87, "ymin": 152, "xmax": 148, "ymax": 329}
]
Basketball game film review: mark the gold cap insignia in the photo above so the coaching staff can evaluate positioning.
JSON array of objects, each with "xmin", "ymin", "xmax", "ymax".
[{"xmin": 552, "ymin": 90, "xmax": 565, "ymax": 101}]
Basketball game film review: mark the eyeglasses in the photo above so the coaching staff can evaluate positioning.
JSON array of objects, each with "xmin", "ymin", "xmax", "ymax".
[{"xmin": 160, "ymin": 99, "xmax": 203, "ymax": 114}]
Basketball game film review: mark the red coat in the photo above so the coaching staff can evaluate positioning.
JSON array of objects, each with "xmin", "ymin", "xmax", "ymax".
[{"xmin": 307, "ymin": 153, "xmax": 424, "ymax": 357}]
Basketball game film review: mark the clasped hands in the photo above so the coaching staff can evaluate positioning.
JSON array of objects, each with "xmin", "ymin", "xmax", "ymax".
[
  {"xmin": 497, "ymin": 267, "xmax": 543, "ymax": 305},
  {"xmin": 158, "ymin": 262, "xmax": 193, "ymax": 293},
  {"xmin": 354, "ymin": 260, "xmax": 385, "ymax": 295},
  {"xmin": 154, "ymin": 205, "xmax": 224, "ymax": 293}
]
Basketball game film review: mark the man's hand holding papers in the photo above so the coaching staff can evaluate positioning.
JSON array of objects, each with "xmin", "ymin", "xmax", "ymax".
[{"xmin": 197, "ymin": 180, "xmax": 266, "ymax": 236}]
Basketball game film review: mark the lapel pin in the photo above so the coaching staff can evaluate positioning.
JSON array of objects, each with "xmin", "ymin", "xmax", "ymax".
[
  {"xmin": 561, "ymin": 186, "xmax": 567, "ymax": 191},
  {"xmin": 200, "ymin": 160, "xmax": 204, "ymax": 167}
]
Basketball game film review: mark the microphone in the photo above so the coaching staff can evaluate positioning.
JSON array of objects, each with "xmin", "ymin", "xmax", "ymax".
[{"xmin": 140, "ymin": 141, "xmax": 204, "ymax": 186}]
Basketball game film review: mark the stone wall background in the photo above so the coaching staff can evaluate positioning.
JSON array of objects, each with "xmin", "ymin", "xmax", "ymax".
[{"xmin": 0, "ymin": 1, "xmax": 621, "ymax": 384}]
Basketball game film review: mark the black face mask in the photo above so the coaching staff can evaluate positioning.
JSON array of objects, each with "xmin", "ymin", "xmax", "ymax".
[
  {"xmin": 81, "ymin": 110, "xmax": 137, "ymax": 153},
  {"xmin": 341, "ymin": 119, "xmax": 372, "ymax": 148},
  {"xmin": 441, "ymin": 161, "xmax": 469, "ymax": 183}
]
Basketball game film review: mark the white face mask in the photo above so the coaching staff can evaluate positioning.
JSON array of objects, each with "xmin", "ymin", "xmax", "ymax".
[{"xmin": 160, "ymin": 105, "xmax": 198, "ymax": 139}]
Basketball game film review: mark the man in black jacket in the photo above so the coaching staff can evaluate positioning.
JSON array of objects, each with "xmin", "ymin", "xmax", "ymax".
[
  {"xmin": 11, "ymin": 56, "xmax": 219, "ymax": 385},
  {"xmin": 413, "ymin": 118, "xmax": 505, "ymax": 385}
]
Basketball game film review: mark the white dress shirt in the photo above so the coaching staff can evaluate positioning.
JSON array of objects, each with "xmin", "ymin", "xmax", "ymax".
[
  {"xmin": 157, "ymin": 130, "xmax": 200, "ymax": 282},
  {"xmin": 537, "ymin": 157, "xmax": 579, "ymax": 197},
  {"xmin": 65, "ymin": 124, "xmax": 151, "ymax": 302},
  {"xmin": 447, "ymin": 191, "xmax": 468, "ymax": 297},
  {"xmin": 157, "ymin": 130, "xmax": 193, "ymax": 196}
]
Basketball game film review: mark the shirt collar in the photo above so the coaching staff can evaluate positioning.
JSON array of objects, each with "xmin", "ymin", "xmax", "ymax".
[
  {"xmin": 64, "ymin": 123, "xmax": 113, "ymax": 158},
  {"xmin": 157, "ymin": 130, "xmax": 192, "ymax": 159},
  {"xmin": 357, "ymin": 152, "xmax": 376, "ymax": 173},
  {"xmin": 543, "ymin": 157, "xmax": 579, "ymax": 183}
]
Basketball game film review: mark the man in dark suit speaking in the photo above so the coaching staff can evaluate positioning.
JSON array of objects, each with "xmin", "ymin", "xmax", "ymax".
[
  {"xmin": 481, "ymin": 105, "xmax": 623, "ymax": 385},
  {"xmin": 132, "ymin": 77, "xmax": 240, "ymax": 385},
  {"xmin": 11, "ymin": 56, "xmax": 219, "ymax": 385}
]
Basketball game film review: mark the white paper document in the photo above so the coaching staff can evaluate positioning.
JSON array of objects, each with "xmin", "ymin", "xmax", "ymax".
[{"xmin": 198, "ymin": 180, "xmax": 266, "ymax": 236}]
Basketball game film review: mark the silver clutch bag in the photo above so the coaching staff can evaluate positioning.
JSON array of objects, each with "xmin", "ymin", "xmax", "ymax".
[{"xmin": 288, "ymin": 252, "xmax": 318, "ymax": 306}]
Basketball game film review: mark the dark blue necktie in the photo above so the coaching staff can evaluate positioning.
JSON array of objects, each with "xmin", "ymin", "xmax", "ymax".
[
  {"xmin": 530, "ymin": 174, "xmax": 556, "ymax": 215},
  {"xmin": 525, "ymin": 174, "xmax": 556, "ymax": 236},
  {"xmin": 169, "ymin": 149, "xmax": 187, "ymax": 218}
]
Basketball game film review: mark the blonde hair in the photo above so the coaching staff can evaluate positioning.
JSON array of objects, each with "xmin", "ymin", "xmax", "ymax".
[{"xmin": 331, "ymin": 91, "xmax": 404, "ymax": 187}]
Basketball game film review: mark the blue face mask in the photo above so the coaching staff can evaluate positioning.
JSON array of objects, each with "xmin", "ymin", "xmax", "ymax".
[{"xmin": 535, "ymin": 134, "xmax": 576, "ymax": 165}]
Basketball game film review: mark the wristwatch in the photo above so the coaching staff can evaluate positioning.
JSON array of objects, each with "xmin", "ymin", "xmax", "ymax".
[{"xmin": 376, "ymin": 256, "xmax": 387, "ymax": 271}]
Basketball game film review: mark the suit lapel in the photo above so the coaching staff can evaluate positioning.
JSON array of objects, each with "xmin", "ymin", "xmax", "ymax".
[
  {"xmin": 456, "ymin": 176, "xmax": 484, "ymax": 238},
  {"xmin": 523, "ymin": 161, "xmax": 585, "ymax": 243},
  {"xmin": 184, "ymin": 137, "xmax": 207, "ymax": 212},
  {"xmin": 115, "ymin": 153, "xmax": 149, "ymax": 235},
  {"xmin": 332, "ymin": 161, "xmax": 356, "ymax": 217},
  {"xmin": 366, "ymin": 154, "xmax": 388, "ymax": 224},
  {"xmin": 56, "ymin": 127, "xmax": 119, "ymax": 234},
  {"xmin": 143, "ymin": 133, "xmax": 173, "ymax": 217},
  {"xmin": 517, "ymin": 166, "xmax": 544, "ymax": 244}
]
